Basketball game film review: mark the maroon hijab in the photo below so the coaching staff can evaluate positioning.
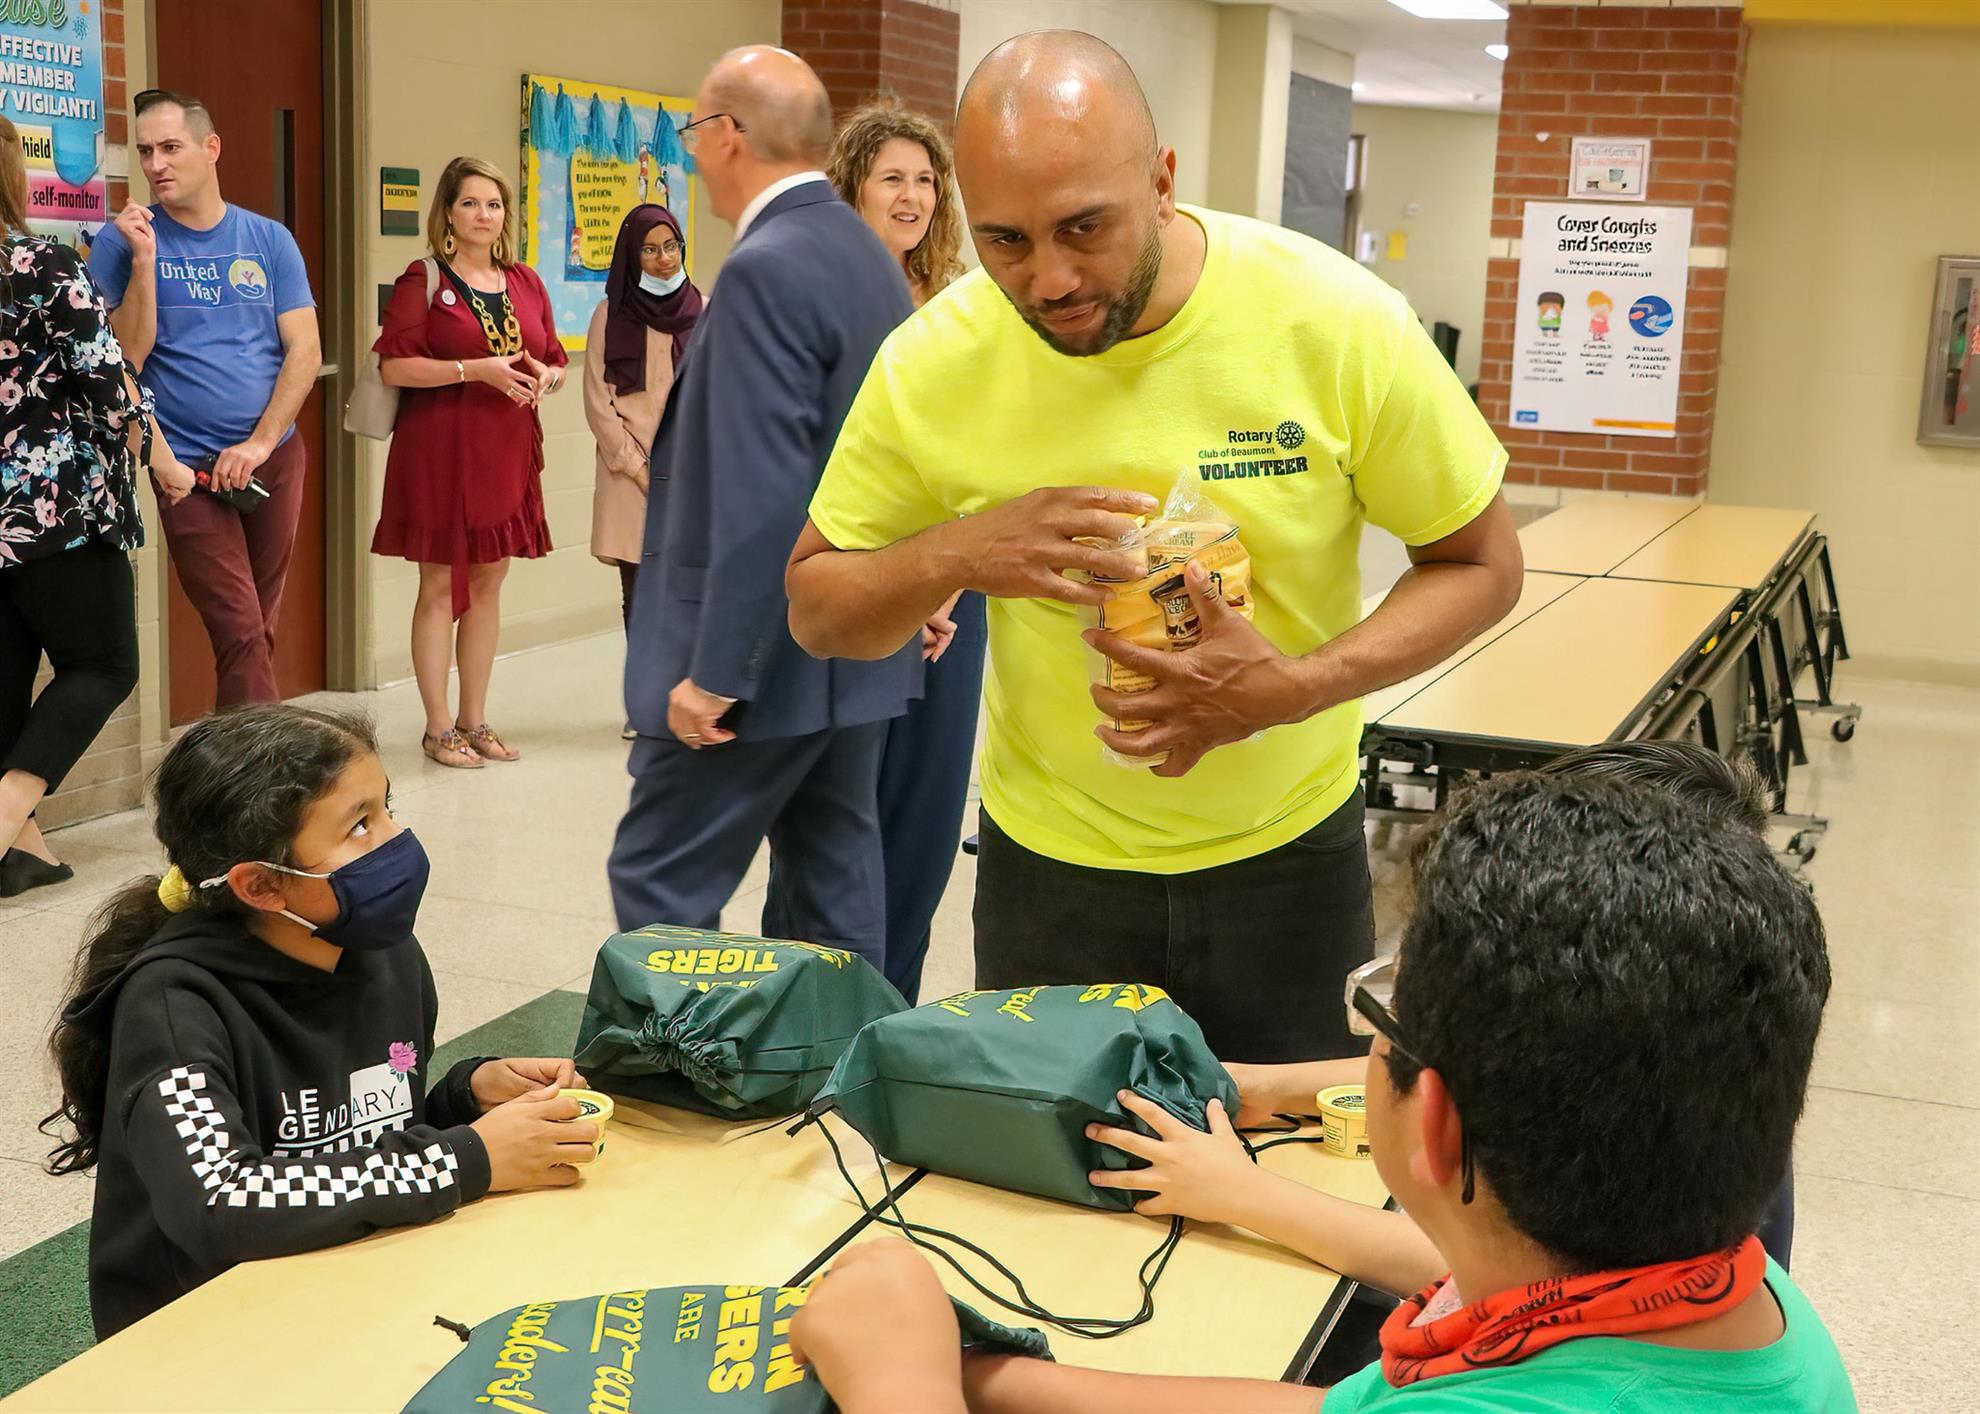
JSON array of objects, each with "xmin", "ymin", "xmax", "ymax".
[{"xmin": 602, "ymin": 204, "xmax": 702, "ymax": 395}]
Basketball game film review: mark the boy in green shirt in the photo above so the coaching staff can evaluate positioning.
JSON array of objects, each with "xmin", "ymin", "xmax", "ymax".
[{"xmin": 787, "ymin": 768, "xmax": 1857, "ymax": 1412}]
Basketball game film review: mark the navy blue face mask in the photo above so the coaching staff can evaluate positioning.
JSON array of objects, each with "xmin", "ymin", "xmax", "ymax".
[{"xmin": 203, "ymin": 829, "xmax": 431, "ymax": 951}]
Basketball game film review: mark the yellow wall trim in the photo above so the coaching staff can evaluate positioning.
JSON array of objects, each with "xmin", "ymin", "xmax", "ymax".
[{"xmin": 1747, "ymin": 0, "xmax": 1980, "ymax": 26}]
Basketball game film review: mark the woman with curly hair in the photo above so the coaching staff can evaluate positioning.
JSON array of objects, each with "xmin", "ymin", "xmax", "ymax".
[
  {"xmin": 813, "ymin": 97, "xmax": 982, "ymax": 1002},
  {"xmin": 828, "ymin": 96, "xmax": 964, "ymax": 308}
]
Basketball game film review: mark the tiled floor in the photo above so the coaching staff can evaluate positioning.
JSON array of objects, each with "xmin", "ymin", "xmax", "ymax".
[{"xmin": 3, "ymin": 618, "xmax": 1974, "ymax": 1406}]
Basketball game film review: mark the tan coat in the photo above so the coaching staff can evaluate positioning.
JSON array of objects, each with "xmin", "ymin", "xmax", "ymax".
[{"xmin": 583, "ymin": 304, "xmax": 675, "ymax": 565}]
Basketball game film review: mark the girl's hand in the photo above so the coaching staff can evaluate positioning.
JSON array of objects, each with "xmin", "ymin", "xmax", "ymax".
[
  {"xmin": 471, "ymin": 354, "xmax": 538, "ymax": 404},
  {"xmin": 1087, "ymin": 1092, "xmax": 1260, "ymax": 1225},
  {"xmin": 790, "ymin": 1240, "xmax": 966, "ymax": 1414},
  {"xmin": 470, "ymin": 1084, "xmax": 595, "ymax": 1192},
  {"xmin": 471, "ymin": 1057, "xmax": 586, "ymax": 1112},
  {"xmin": 152, "ymin": 457, "xmax": 196, "ymax": 507}
]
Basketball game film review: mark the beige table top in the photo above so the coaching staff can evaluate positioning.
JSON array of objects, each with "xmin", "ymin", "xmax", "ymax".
[
  {"xmin": 831, "ymin": 1125, "xmax": 1391, "ymax": 1381},
  {"xmin": 5, "ymin": 1103, "xmax": 887, "ymax": 1414},
  {"xmin": 1516, "ymin": 497, "xmax": 1699, "ymax": 576},
  {"xmin": 1375, "ymin": 577, "xmax": 1738, "ymax": 746},
  {"xmin": 1360, "ymin": 570, "xmax": 1584, "ymax": 724},
  {"xmin": 1609, "ymin": 504, "xmax": 1815, "ymax": 591}
]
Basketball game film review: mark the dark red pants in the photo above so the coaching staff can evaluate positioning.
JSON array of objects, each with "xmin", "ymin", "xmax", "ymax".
[{"xmin": 157, "ymin": 434, "xmax": 306, "ymax": 707}]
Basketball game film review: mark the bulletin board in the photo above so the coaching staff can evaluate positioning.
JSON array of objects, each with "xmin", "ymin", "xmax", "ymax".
[{"xmin": 519, "ymin": 74, "xmax": 696, "ymax": 353}]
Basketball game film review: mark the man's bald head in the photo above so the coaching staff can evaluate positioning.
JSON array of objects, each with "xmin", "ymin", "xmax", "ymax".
[
  {"xmin": 957, "ymin": 30, "xmax": 1157, "ymax": 169},
  {"xmin": 702, "ymin": 45, "xmax": 833, "ymax": 166},
  {"xmin": 951, "ymin": 31, "xmax": 1180, "ymax": 358}
]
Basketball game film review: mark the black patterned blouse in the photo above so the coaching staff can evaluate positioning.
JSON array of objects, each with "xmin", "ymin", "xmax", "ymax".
[{"xmin": 0, "ymin": 235, "xmax": 146, "ymax": 568}]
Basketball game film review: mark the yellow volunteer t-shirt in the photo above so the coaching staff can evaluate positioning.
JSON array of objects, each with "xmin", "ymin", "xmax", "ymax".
[{"xmin": 810, "ymin": 206, "xmax": 1506, "ymax": 873}]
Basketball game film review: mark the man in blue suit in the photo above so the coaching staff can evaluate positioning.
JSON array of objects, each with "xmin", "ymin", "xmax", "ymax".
[{"xmin": 609, "ymin": 46, "xmax": 921, "ymax": 963}]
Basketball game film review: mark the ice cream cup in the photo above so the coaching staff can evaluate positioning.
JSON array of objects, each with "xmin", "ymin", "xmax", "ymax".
[
  {"xmin": 559, "ymin": 1088, "xmax": 614, "ymax": 1162},
  {"xmin": 1316, "ymin": 1085, "xmax": 1370, "ymax": 1159}
]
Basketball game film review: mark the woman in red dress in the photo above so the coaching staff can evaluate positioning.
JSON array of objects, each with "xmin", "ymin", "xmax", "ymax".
[{"xmin": 374, "ymin": 156, "xmax": 567, "ymax": 768}]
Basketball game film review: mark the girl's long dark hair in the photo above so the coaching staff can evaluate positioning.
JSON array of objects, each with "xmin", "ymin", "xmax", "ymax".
[{"xmin": 41, "ymin": 705, "xmax": 378, "ymax": 1175}]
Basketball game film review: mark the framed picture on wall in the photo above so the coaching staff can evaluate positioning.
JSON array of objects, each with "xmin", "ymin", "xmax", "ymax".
[{"xmin": 1918, "ymin": 255, "xmax": 1980, "ymax": 448}]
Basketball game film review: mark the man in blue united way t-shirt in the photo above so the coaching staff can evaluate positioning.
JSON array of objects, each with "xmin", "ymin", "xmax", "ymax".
[{"xmin": 89, "ymin": 89, "xmax": 321, "ymax": 707}]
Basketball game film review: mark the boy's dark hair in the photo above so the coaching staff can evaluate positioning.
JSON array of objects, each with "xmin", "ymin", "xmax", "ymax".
[
  {"xmin": 1543, "ymin": 740, "xmax": 1769, "ymax": 836},
  {"xmin": 42, "ymin": 706, "xmax": 377, "ymax": 1176},
  {"xmin": 1388, "ymin": 771, "xmax": 1829, "ymax": 1271}
]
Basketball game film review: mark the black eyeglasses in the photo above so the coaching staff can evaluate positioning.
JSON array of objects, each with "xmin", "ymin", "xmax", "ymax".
[
  {"xmin": 679, "ymin": 113, "xmax": 745, "ymax": 152},
  {"xmin": 1346, "ymin": 957, "xmax": 1476, "ymax": 1205}
]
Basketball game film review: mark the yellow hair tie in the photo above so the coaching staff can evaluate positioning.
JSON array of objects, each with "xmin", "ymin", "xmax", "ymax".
[{"xmin": 157, "ymin": 866, "xmax": 194, "ymax": 914}]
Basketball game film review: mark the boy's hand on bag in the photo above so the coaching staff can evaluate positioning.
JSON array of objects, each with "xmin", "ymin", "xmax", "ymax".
[
  {"xmin": 470, "ymin": 1057, "xmax": 586, "ymax": 1112},
  {"xmin": 1088, "ymin": 1092, "xmax": 1259, "ymax": 1225},
  {"xmin": 1086, "ymin": 559, "xmax": 1314, "ymax": 777},
  {"xmin": 790, "ymin": 1240, "xmax": 966, "ymax": 1414},
  {"xmin": 946, "ymin": 486, "xmax": 1158, "ymax": 605},
  {"xmin": 1224, "ymin": 1062, "xmax": 1301, "ymax": 1130},
  {"xmin": 471, "ymin": 1085, "xmax": 595, "ymax": 1192}
]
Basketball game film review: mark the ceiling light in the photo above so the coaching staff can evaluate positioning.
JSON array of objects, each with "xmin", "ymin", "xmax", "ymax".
[
  {"xmin": 1351, "ymin": 81, "xmax": 1366, "ymax": 92},
  {"xmin": 1485, "ymin": 43, "xmax": 1509, "ymax": 61},
  {"xmin": 1386, "ymin": 0, "xmax": 1509, "ymax": 19}
]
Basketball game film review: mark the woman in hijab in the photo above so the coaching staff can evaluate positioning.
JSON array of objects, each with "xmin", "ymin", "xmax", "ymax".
[{"xmin": 583, "ymin": 204, "xmax": 702, "ymax": 734}]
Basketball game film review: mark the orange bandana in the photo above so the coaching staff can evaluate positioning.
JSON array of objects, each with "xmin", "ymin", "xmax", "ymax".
[{"xmin": 1380, "ymin": 1236, "xmax": 1767, "ymax": 1386}]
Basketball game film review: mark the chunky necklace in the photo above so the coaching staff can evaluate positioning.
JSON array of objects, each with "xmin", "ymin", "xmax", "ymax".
[{"xmin": 462, "ymin": 279, "xmax": 523, "ymax": 357}]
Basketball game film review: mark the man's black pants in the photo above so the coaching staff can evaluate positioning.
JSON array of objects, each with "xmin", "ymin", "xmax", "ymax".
[{"xmin": 972, "ymin": 791, "xmax": 1376, "ymax": 1064}]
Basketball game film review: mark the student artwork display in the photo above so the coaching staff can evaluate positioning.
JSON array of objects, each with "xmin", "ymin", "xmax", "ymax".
[
  {"xmin": 1509, "ymin": 202, "xmax": 1692, "ymax": 439},
  {"xmin": 1, "ymin": 0, "xmax": 107, "ymax": 242},
  {"xmin": 519, "ymin": 73, "xmax": 695, "ymax": 353}
]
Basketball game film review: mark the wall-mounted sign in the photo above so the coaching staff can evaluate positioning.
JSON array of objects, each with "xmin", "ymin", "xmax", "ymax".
[
  {"xmin": 1509, "ymin": 202, "xmax": 1692, "ymax": 439},
  {"xmin": 1569, "ymin": 136, "xmax": 1650, "ymax": 202},
  {"xmin": 1917, "ymin": 254, "xmax": 1980, "ymax": 449},
  {"xmin": 380, "ymin": 166, "xmax": 420, "ymax": 236},
  {"xmin": 1, "ymin": 0, "xmax": 107, "ymax": 237}
]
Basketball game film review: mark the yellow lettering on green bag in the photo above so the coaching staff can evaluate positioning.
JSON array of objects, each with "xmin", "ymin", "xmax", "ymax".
[
  {"xmin": 937, "ymin": 990, "xmax": 995, "ymax": 1017},
  {"xmin": 1114, "ymin": 984, "xmax": 1170, "ymax": 1011},
  {"xmin": 763, "ymin": 1312, "xmax": 810, "ymax": 1393},
  {"xmin": 998, "ymin": 987, "xmax": 1044, "ymax": 1023},
  {"xmin": 709, "ymin": 1287, "xmax": 764, "ymax": 1392},
  {"xmin": 644, "ymin": 948, "xmax": 782, "ymax": 977},
  {"xmin": 674, "ymin": 1291, "xmax": 706, "ymax": 1344}
]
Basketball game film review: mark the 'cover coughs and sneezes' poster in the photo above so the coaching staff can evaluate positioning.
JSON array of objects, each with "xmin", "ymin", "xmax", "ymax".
[{"xmin": 1510, "ymin": 202, "xmax": 1692, "ymax": 438}]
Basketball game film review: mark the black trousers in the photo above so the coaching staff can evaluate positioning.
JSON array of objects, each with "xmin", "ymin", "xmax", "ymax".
[
  {"xmin": 0, "ymin": 544, "xmax": 139, "ymax": 793},
  {"xmin": 973, "ymin": 791, "xmax": 1376, "ymax": 1063}
]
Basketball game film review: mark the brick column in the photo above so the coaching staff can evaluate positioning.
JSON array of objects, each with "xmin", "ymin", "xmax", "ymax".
[
  {"xmin": 1477, "ymin": 3, "xmax": 1746, "ymax": 498},
  {"xmin": 781, "ymin": 0, "xmax": 961, "ymax": 128}
]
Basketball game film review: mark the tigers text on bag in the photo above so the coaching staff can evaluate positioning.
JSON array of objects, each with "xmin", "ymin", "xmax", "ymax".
[
  {"xmin": 810, "ymin": 983, "xmax": 1239, "ymax": 1212},
  {"xmin": 574, "ymin": 925, "xmax": 907, "ymax": 1120},
  {"xmin": 401, "ymin": 1284, "xmax": 1050, "ymax": 1412}
]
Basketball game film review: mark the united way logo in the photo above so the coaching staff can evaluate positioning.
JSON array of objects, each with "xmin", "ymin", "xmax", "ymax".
[
  {"xmin": 227, "ymin": 257, "xmax": 269, "ymax": 300},
  {"xmin": 1274, "ymin": 420, "xmax": 1306, "ymax": 452}
]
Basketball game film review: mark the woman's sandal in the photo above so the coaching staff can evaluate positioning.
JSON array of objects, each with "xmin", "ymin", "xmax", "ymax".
[
  {"xmin": 422, "ymin": 727, "xmax": 485, "ymax": 769},
  {"xmin": 457, "ymin": 722, "xmax": 520, "ymax": 763}
]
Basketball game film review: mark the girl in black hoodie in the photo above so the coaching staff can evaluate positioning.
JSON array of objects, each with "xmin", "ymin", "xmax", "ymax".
[{"xmin": 42, "ymin": 704, "xmax": 599, "ymax": 1338}]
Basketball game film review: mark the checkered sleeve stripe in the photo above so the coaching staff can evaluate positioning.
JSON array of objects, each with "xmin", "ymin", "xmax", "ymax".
[{"xmin": 155, "ymin": 1066, "xmax": 460, "ymax": 1210}]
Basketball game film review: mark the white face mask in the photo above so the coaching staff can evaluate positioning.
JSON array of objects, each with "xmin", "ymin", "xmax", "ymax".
[{"xmin": 638, "ymin": 269, "xmax": 685, "ymax": 297}]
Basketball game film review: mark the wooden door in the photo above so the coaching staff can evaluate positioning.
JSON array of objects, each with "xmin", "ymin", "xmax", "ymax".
[{"xmin": 155, "ymin": 0, "xmax": 327, "ymax": 722}]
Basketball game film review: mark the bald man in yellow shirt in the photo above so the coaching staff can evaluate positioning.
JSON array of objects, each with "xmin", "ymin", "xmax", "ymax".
[{"xmin": 788, "ymin": 32, "xmax": 1523, "ymax": 1063}]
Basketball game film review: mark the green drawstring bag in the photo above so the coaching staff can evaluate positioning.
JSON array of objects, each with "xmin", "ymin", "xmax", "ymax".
[
  {"xmin": 809, "ymin": 983, "xmax": 1239, "ymax": 1212},
  {"xmin": 402, "ymin": 1284, "xmax": 1050, "ymax": 1413},
  {"xmin": 573, "ymin": 927, "xmax": 907, "ymax": 1120}
]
